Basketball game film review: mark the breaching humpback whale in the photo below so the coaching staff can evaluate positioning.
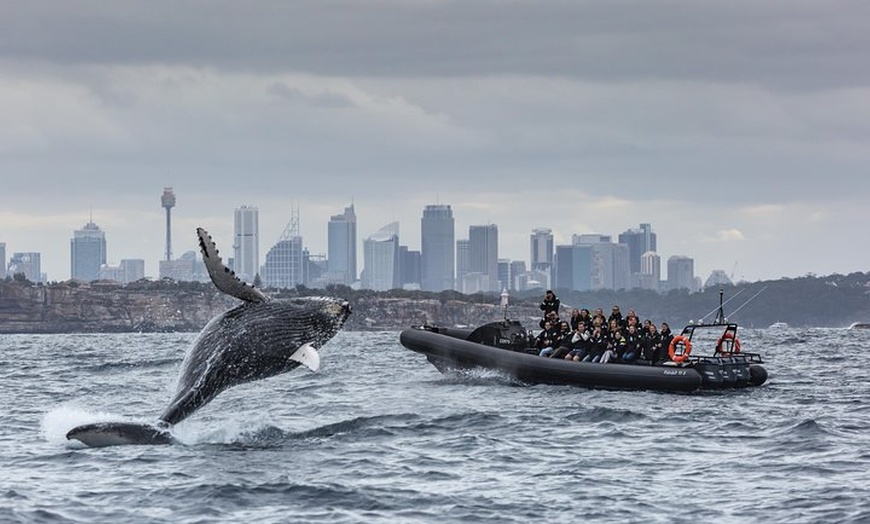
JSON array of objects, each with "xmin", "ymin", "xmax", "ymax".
[{"xmin": 66, "ymin": 228, "xmax": 351, "ymax": 447}]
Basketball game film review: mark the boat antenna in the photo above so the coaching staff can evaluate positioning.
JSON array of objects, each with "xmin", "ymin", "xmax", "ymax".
[
  {"xmin": 714, "ymin": 288, "xmax": 726, "ymax": 325},
  {"xmin": 699, "ymin": 287, "xmax": 745, "ymax": 323},
  {"xmin": 500, "ymin": 288, "xmax": 510, "ymax": 321},
  {"xmin": 728, "ymin": 285, "xmax": 768, "ymax": 319}
]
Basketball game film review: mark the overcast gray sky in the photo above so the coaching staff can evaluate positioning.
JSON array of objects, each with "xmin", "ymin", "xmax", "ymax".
[{"xmin": 2, "ymin": 1, "xmax": 868, "ymax": 283}]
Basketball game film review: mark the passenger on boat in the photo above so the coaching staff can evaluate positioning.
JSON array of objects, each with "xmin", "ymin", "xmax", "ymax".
[
  {"xmin": 537, "ymin": 320, "xmax": 566, "ymax": 357},
  {"xmin": 640, "ymin": 322, "xmax": 663, "ymax": 365},
  {"xmin": 590, "ymin": 314, "xmax": 605, "ymax": 333},
  {"xmin": 582, "ymin": 326, "xmax": 607, "ymax": 363},
  {"xmin": 539, "ymin": 290, "xmax": 560, "ymax": 317},
  {"xmin": 607, "ymin": 318, "xmax": 621, "ymax": 336},
  {"xmin": 576, "ymin": 308, "xmax": 593, "ymax": 330},
  {"xmin": 568, "ymin": 308, "xmax": 582, "ymax": 331},
  {"xmin": 608, "ymin": 306, "xmax": 624, "ymax": 328},
  {"xmin": 624, "ymin": 309, "xmax": 640, "ymax": 330},
  {"xmin": 600, "ymin": 327, "xmax": 626, "ymax": 364},
  {"xmin": 593, "ymin": 308, "xmax": 606, "ymax": 324},
  {"xmin": 547, "ymin": 321, "xmax": 574, "ymax": 359},
  {"xmin": 620, "ymin": 324, "xmax": 641, "ymax": 363},
  {"xmin": 539, "ymin": 310, "xmax": 560, "ymax": 329},
  {"xmin": 565, "ymin": 321, "xmax": 591, "ymax": 361},
  {"xmin": 657, "ymin": 322, "xmax": 674, "ymax": 363},
  {"xmin": 535, "ymin": 320, "xmax": 556, "ymax": 354}
]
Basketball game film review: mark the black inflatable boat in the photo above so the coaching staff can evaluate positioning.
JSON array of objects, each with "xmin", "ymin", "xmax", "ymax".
[{"xmin": 400, "ymin": 293, "xmax": 767, "ymax": 393}]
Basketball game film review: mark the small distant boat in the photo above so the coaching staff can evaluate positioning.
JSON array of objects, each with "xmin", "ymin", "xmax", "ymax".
[
  {"xmin": 768, "ymin": 321, "xmax": 789, "ymax": 330},
  {"xmin": 849, "ymin": 322, "xmax": 870, "ymax": 330}
]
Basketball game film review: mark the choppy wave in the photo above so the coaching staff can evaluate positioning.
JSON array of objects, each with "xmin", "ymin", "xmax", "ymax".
[{"xmin": 1, "ymin": 329, "xmax": 869, "ymax": 523}]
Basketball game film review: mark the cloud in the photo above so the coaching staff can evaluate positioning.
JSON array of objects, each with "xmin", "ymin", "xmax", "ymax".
[{"xmin": 1, "ymin": 1, "xmax": 869, "ymax": 283}]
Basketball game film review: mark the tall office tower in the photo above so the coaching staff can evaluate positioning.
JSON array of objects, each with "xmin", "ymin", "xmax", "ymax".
[
  {"xmin": 8, "ymin": 252, "xmax": 42, "ymax": 282},
  {"xmin": 667, "ymin": 255, "xmax": 695, "ymax": 292},
  {"xmin": 469, "ymin": 224, "xmax": 499, "ymax": 292},
  {"xmin": 420, "ymin": 204, "xmax": 455, "ymax": 292},
  {"xmin": 233, "ymin": 205, "xmax": 259, "ymax": 282},
  {"xmin": 0, "ymin": 242, "xmax": 6, "ymax": 279},
  {"xmin": 530, "ymin": 228, "xmax": 554, "ymax": 272},
  {"xmin": 327, "ymin": 204, "xmax": 358, "ymax": 285},
  {"xmin": 497, "ymin": 259, "xmax": 511, "ymax": 291},
  {"xmin": 70, "ymin": 220, "xmax": 107, "ymax": 282},
  {"xmin": 639, "ymin": 251, "xmax": 661, "ymax": 291},
  {"xmin": 618, "ymin": 223, "xmax": 656, "ymax": 279},
  {"xmin": 398, "ymin": 246, "xmax": 421, "ymax": 288},
  {"xmin": 120, "ymin": 259, "xmax": 146, "ymax": 283},
  {"xmin": 361, "ymin": 222, "xmax": 400, "ymax": 291},
  {"xmin": 456, "ymin": 239, "xmax": 470, "ymax": 285},
  {"xmin": 161, "ymin": 187, "xmax": 176, "ymax": 261},
  {"xmin": 99, "ymin": 259, "xmax": 145, "ymax": 283},
  {"xmin": 509, "ymin": 260, "xmax": 526, "ymax": 291},
  {"xmin": 261, "ymin": 210, "xmax": 304, "ymax": 290},
  {"xmin": 554, "ymin": 234, "xmax": 630, "ymax": 291}
]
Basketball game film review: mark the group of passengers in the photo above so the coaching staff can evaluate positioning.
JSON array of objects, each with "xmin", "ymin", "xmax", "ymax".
[{"xmin": 534, "ymin": 290, "xmax": 674, "ymax": 365}]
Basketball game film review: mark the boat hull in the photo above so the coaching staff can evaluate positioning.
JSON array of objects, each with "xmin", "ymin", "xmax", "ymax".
[{"xmin": 400, "ymin": 327, "xmax": 704, "ymax": 393}]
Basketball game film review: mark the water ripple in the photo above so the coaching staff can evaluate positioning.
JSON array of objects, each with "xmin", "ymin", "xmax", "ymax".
[{"xmin": 0, "ymin": 329, "xmax": 868, "ymax": 523}]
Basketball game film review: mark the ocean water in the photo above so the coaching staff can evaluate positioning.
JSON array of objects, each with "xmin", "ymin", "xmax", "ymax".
[{"xmin": 1, "ymin": 327, "xmax": 869, "ymax": 523}]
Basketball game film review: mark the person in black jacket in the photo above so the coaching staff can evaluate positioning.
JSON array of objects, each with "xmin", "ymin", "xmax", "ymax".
[
  {"xmin": 539, "ymin": 290, "xmax": 560, "ymax": 317},
  {"xmin": 657, "ymin": 322, "xmax": 674, "ymax": 363},
  {"xmin": 640, "ymin": 322, "xmax": 663, "ymax": 364}
]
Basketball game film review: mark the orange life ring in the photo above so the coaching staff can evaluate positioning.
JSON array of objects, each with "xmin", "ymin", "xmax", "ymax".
[
  {"xmin": 716, "ymin": 332, "xmax": 741, "ymax": 354},
  {"xmin": 668, "ymin": 335, "xmax": 692, "ymax": 363}
]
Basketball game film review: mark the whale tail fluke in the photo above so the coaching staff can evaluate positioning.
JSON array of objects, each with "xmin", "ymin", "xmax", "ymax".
[{"xmin": 66, "ymin": 421, "xmax": 175, "ymax": 447}]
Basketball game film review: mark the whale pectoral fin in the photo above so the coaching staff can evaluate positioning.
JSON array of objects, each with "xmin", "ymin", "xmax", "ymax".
[
  {"xmin": 196, "ymin": 227, "xmax": 269, "ymax": 303},
  {"xmin": 290, "ymin": 343, "xmax": 321, "ymax": 372}
]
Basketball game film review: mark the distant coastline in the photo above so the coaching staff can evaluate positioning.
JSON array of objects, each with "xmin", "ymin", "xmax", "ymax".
[{"xmin": 1, "ymin": 272, "xmax": 869, "ymax": 334}]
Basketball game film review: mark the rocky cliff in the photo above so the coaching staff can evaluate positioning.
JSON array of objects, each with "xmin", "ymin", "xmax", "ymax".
[
  {"xmin": 0, "ymin": 280, "xmax": 530, "ymax": 333},
  {"xmin": 0, "ymin": 280, "xmax": 236, "ymax": 333}
]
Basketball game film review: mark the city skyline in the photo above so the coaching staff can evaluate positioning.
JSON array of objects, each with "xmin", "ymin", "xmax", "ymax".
[
  {"xmin": 2, "ymin": 2, "xmax": 869, "ymax": 284},
  {"xmin": 3, "ymin": 196, "xmax": 721, "ymax": 288},
  {"xmin": 1, "ymin": 195, "xmax": 866, "ymax": 287}
]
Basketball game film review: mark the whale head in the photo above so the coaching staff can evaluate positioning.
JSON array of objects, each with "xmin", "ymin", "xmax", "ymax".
[{"xmin": 269, "ymin": 296, "xmax": 352, "ymax": 349}]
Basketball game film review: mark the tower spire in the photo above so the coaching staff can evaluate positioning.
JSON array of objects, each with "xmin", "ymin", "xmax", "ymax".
[{"xmin": 161, "ymin": 187, "xmax": 176, "ymax": 261}]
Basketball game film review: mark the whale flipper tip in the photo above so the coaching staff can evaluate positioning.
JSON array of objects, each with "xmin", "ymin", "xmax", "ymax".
[{"xmin": 196, "ymin": 227, "xmax": 269, "ymax": 303}]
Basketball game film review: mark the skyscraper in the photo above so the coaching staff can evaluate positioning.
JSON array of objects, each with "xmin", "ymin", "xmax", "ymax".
[
  {"xmin": 530, "ymin": 228, "xmax": 554, "ymax": 272},
  {"xmin": 327, "ymin": 204, "xmax": 357, "ymax": 285},
  {"xmin": 469, "ymin": 224, "xmax": 499, "ymax": 292},
  {"xmin": 99, "ymin": 259, "xmax": 146, "ymax": 284},
  {"xmin": 9, "ymin": 252, "xmax": 42, "ymax": 282},
  {"xmin": 161, "ymin": 187, "xmax": 176, "ymax": 261},
  {"xmin": 361, "ymin": 222, "xmax": 400, "ymax": 291},
  {"xmin": 618, "ymin": 223, "xmax": 656, "ymax": 279},
  {"xmin": 639, "ymin": 251, "xmax": 661, "ymax": 291},
  {"xmin": 667, "ymin": 255, "xmax": 695, "ymax": 292},
  {"xmin": 261, "ymin": 211, "xmax": 304, "ymax": 290},
  {"xmin": 70, "ymin": 220, "xmax": 107, "ymax": 282},
  {"xmin": 0, "ymin": 242, "xmax": 6, "ymax": 279},
  {"xmin": 509, "ymin": 260, "xmax": 526, "ymax": 291},
  {"xmin": 233, "ymin": 205, "xmax": 259, "ymax": 282},
  {"xmin": 397, "ymin": 246, "xmax": 421, "ymax": 288},
  {"xmin": 555, "ymin": 234, "xmax": 630, "ymax": 291},
  {"xmin": 456, "ymin": 239, "xmax": 470, "ymax": 285},
  {"xmin": 421, "ymin": 204, "xmax": 455, "ymax": 292}
]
